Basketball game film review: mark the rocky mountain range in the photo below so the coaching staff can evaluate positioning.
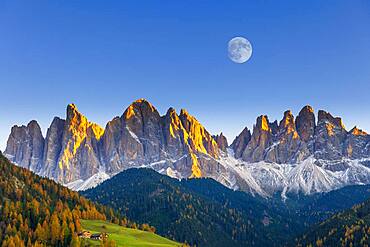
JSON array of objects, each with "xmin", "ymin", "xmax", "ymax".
[{"xmin": 4, "ymin": 99, "xmax": 370, "ymax": 196}]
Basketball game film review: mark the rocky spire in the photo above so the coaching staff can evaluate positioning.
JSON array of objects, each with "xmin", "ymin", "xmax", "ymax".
[
  {"xmin": 42, "ymin": 117, "xmax": 65, "ymax": 177},
  {"xmin": 179, "ymin": 108, "xmax": 219, "ymax": 158},
  {"xmin": 178, "ymin": 108, "xmax": 220, "ymax": 178},
  {"xmin": 123, "ymin": 99, "xmax": 159, "ymax": 121},
  {"xmin": 99, "ymin": 100, "xmax": 223, "ymax": 180},
  {"xmin": 296, "ymin": 105, "xmax": 315, "ymax": 143},
  {"xmin": 344, "ymin": 126, "xmax": 370, "ymax": 158},
  {"xmin": 49, "ymin": 104, "xmax": 104, "ymax": 182},
  {"xmin": 349, "ymin": 126, "xmax": 368, "ymax": 136},
  {"xmin": 100, "ymin": 99, "xmax": 161, "ymax": 175},
  {"xmin": 231, "ymin": 127, "xmax": 251, "ymax": 159},
  {"xmin": 317, "ymin": 110, "xmax": 346, "ymax": 130},
  {"xmin": 265, "ymin": 110, "xmax": 309, "ymax": 163},
  {"xmin": 4, "ymin": 120, "xmax": 44, "ymax": 172},
  {"xmin": 314, "ymin": 110, "xmax": 347, "ymax": 160},
  {"xmin": 213, "ymin": 132, "xmax": 228, "ymax": 152},
  {"xmin": 278, "ymin": 110, "xmax": 297, "ymax": 136},
  {"xmin": 241, "ymin": 115, "xmax": 272, "ymax": 162},
  {"xmin": 6, "ymin": 101, "xmax": 370, "ymax": 195},
  {"xmin": 162, "ymin": 107, "xmax": 187, "ymax": 154}
]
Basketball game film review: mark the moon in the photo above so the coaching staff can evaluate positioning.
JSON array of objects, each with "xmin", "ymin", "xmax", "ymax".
[{"xmin": 228, "ymin": 37, "xmax": 252, "ymax": 63}]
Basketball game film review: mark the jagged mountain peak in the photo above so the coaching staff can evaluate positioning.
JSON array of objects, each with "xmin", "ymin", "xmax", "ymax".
[
  {"xmin": 67, "ymin": 102, "xmax": 78, "ymax": 110},
  {"xmin": 40, "ymin": 103, "xmax": 103, "ymax": 182},
  {"xmin": 132, "ymin": 98, "xmax": 157, "ymax": 112},
  {"xmin": 212, "ymin": 132, "xmax": 228, "ymax": 152},
  {"xmin": 164, "ymin": 107, "xmax": 178, "ymax": 120},
  {"xmin": 161, "ymin": 106, "xmax": 221, "ymax": 178},
  {"xmin": 98, "ymin": 101, "xmax": 221, "ymax": 181},
  {"xmin": 179, "ymin": 108, "xmax": 197, "ymax": 126},
  {"xmin": 233, "ymin": 105, "xmax": 370, "ymax": 164},
  {"xmin": 10, "ymin": 119, "xmax": 38, "ymax": 131},
  {"xmin": 279, "ymin": 110, "xmax": 295, "ymax": 129},
  {"xmin": 217, "ymin": 132, "xmax": 226, "ymax": 138},
  {"xmin": 89, "ymin": 123, "xmax": 105, "ymax": 140},
  {"xmin": 179, "ymin": 108, "xmax": 200, "ymax": 129},
  {"xmin": 5, "ymin": 119, "xmax": 44, "ymax": 172},
  {"xmin": 66, "ymin": 103, "xmax": 83, "ymax": 121},
  {"xmin": 177, "ymin": 108, "xmax": 219, "ymax": 157},
  {"xmin": 300, "ymin": 105, "xmax": 314, "ymax": 113},
  {"xmin": 283, "ymin": 109, "xmax": 293, "ymax": 116},
  {"xmin": 296, "ymin": 105, "xmax": 316, "ymax": 142},
  {"xmin": 235, "ymin": 127, "xmax": 251, "ymax": 138},
  {"xmin": 64, "ymin": 103, "xmax": 104, "ymax": 137},
  {"xmin": 179, "ymin": 108, "xmax": 204, "ymax": 125},
  {"xmin": 66, "ymin": 103, "xmax": 84, "ymax": 122},
  {"xmin": 5, "ymin": 103, "xmax": 370, "ymax": 197},
  {"xmin": 51, "ymin": 116, "xmax": 64, "ymax": 124},
  {"xmin": 278, "ymin": 110, "xmax": 299, "ymax": 140},
  {"xmin": 179, "ymin": 108, "xmax": 191, "ymax": 117},
  {"xmin": 9, "ymin": 120, "xmax": 43, "ymax": 138},
  {"xmin": 166, "ymin": 107, "xmax": 176, "ymax": 115},
  {"xmin": 318, "ymin": 110, "xmax": 346, "ymax": 130},
  {"xmin": 349, "ymin": 126, "xmax": 368, "ymax": 136},
  {"xmin": 163, "ymin": 107, "xmax": 183, "ymax": 139},
  {"xmin": 27, "ymin": 119, "xmax": 41, "ymax": 128},
  {"xmin": 231, "ymin": 127, "xmax": 252, "ymax": 158},
  {"xmin": 134, "ymin": 98, "xmax": 151, "ymax": 104},
  {"xmin": 123, "ymin": 99, "xmax": 160, "ymax": 120},
  {"xmin": 256, "ymin": 115, "xmax": 270, "ymax": 132}
]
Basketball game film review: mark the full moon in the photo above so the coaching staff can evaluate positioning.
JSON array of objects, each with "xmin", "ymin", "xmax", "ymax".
[{"xmin": 228, "ymin": 37, "xmax": 252, "ymax": 63}]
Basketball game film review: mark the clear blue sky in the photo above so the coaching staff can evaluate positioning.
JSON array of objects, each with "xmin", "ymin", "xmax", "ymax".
[{"xmin": 1, "ymin": 1, "xmax": 370, "ymax": 151}]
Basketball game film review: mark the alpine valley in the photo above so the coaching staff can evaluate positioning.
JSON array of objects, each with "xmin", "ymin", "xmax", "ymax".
[
  {"xmin": 4, "ymin": 99, "xmax": 370, "ymax": 197},
  {"xmin": 4, "ymin": 99, "xmax": 370, "ymax": 246}
]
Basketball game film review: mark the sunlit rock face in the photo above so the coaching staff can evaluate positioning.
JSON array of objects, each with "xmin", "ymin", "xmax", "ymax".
[
  {"xmin": 100, "ymin": 99, "xmax": 165, "ymax": 174},
  {"xmin": 5, "ymin": 104, "xmax": 104, "ymax": 184},
  {"xmin": 265, "ymin": 110, "xmax": 309, "ymax": 163},
  {"xmin": 99, "ymin": 99, "xmax": 222, "ymax": 178},
  {"xmin": 226, "ymin": 106, "xmax": 370, "ymax": 196},
  {"xmin": 162, "ymin": 107, "xmax": 187, "ymax": 157},
  {"xmin": 240, "ymin": 115, "xmax": 274, "ymax": 162},
  {"xmin": 4, "ymin": 101, "xmax": 370, "ymax": 196},
  {"xmin": 5, "ymin": 120, "xmax": 44, "ymax": 172},
  {"xmin": 344, "ymin": 127, "xmax": 370, "ymax": 159},
  {"xmin": 55, "ymin": 104, "xmax": 104, "ymax": 183},
  {"xmin": 233, "ymin": 106, "xmax": 370, "ymax": 164},
  {"xmin": 5, "ymin": 99, "xmax": 225, "ymax": 185},
  {"xmin": 314, "ymin": 110, "xmax": 347, "ymax": 160},
  {"xmin": 233, "ymin": 110, "xmax": 310, "ymax": 164}
]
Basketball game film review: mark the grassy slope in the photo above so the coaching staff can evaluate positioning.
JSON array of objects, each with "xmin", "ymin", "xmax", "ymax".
[{"xmin": 81, "ymin": 220, "xmax": 182, "ymax": 247}]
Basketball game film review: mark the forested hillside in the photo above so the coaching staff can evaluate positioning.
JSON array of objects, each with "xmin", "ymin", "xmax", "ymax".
[
  {"xmin": 83, "ymin": 168, "xmax": 300, "ymax": 247},
  {"xmin": 296, "ymin": 198, "xmax": 370, "ymax": 246},
  {"xmin": 282, "ymin": 184, "xmax": 370, "ymax": 228},
  {"xmin": 0, "ymin": 153, "xmax": 142, "ymax": 246},
  {"xmin": 84, "ymin": 167, "xmax": 370, "ymax": 247},
  {"xmin": 4, "ymin": 146, "xmax": 370, "ymax": 247}
]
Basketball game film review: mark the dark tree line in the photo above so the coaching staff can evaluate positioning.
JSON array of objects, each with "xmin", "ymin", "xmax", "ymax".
[
  {"xmin": 296, "ymin": 198, "xmax": 370, "ymax": 247},
  {"xmin": 83, "ymin": 168, "xmax": 297, "ymax": 247}
]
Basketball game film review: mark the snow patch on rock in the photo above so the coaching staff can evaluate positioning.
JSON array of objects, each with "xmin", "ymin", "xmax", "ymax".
[
  {"xmin": 219, "ymin": 149, "xmax": 370, "ymax": 197},
  {"xmin": 65, "ymin": 172, "xmax": 110, "ymax": 191}
]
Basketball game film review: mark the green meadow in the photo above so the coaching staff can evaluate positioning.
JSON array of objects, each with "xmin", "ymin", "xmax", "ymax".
[{"xmin": 81, "ymin": 219, "xmax": 183, "ymax": 247}]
